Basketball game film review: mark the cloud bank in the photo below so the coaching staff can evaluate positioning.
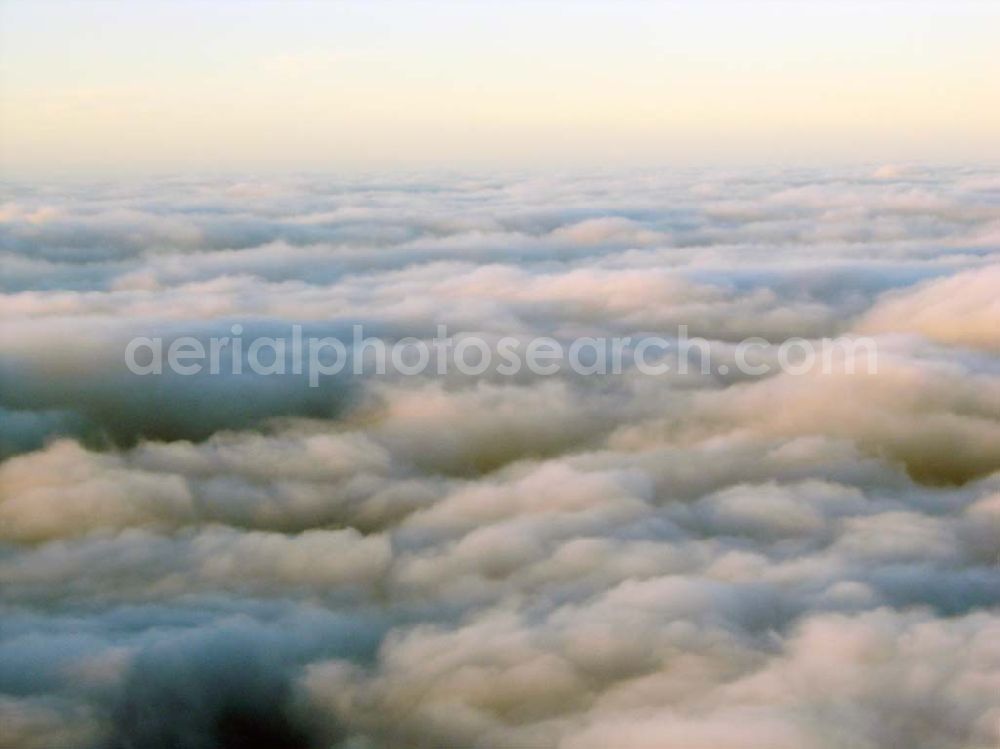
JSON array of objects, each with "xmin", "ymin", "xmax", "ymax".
[{"xmin": 1, "ymin": 165, "xmax": 998, "ymax": 748}]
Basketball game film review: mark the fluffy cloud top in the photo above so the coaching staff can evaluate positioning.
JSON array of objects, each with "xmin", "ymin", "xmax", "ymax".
[{"xmin": 1, "ymin": 166, "xmax": 998, "ymax": 749}]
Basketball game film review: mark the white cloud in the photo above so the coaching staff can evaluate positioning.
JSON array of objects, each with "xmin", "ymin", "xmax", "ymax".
[{"xmin": 1, "ymin": 166, "xmax": 998, "ymax": 748}]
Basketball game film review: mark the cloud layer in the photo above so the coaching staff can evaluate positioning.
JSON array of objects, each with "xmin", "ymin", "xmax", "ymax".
[{"xmin": 1, "ymin": 165, "xmax": 999, "ymax": 748}]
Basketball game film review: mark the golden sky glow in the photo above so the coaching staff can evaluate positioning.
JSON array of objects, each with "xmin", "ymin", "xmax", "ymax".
[{"xmin": 1, "ymin": 1, "xmax": 998, "ymax": 174}]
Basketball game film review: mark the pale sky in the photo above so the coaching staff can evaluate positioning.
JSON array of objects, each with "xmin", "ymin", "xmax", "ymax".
[{"xmin": 1, "ymin": 0, "xmax": 998, "ymax": 175}]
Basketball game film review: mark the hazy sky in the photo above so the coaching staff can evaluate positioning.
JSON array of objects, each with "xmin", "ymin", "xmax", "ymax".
[{"xmin": 1, "ymin": 0, "xmax": 998, "ymax": 175}]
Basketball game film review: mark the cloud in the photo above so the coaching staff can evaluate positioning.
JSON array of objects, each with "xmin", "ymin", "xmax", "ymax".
[
  {"xmin": 2, "ymin": 166, "xmax": 998, "ymax": 748},
  {"xmin": 860, "ymin": 264, "xmax": 1000, "ymax": 350}
]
